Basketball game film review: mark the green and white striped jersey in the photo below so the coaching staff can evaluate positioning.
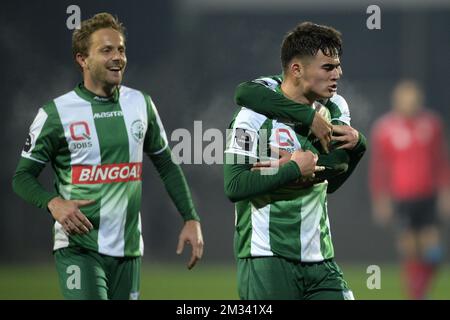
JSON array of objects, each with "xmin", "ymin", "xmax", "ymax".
[
  {"xmin": 225, "ymin": 87, "xmax": 351, "ymax": 262},
  {"xmin": 225, "ymin": 107, "xmax": 333, "ymax": 262},
  {"xmin": 22, "ymin": 84, "xmax": 168, "ymax": 257}
]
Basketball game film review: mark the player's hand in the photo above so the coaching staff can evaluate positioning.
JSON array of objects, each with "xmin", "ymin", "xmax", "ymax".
[
  {"xmin": 311, "ymin": 111, "xmax": 333, "ymax": 153},
  {"xmin": 291, "ymin": 150, "xmax": 324, "ymax": 178},
  {"xmin": 177, "ymin": 220, "xmax": 204, "ymax": 270},
  {"xmin": 251, "ymin": 148, "xmax": 291, "ymax": 170},
  {"xmin": 331, "ymin": 125, "xmax": 359, "ymax": 150},
  {"xmin": 372, "ymin": 196, "xmax": 393, "ymax": 226},
  {"xmin": 47, "ymin": 197, "xmax": 94, "ymax": 235}
]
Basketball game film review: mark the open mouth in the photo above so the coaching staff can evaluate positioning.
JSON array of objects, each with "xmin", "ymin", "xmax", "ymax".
[
  {"xmin": 329, "ymin": 84, "xmax": 337, "ymax": 92},
  {"xmin": 108, "ymin": 66, "xmax": 123, "ymax": 72}
]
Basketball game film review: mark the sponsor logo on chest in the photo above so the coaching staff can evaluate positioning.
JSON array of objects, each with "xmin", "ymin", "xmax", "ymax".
[
  {"xmin": 93, "ymin": 111, "xmax": 124, "ymax": 119},
  {"xmin": 72, "ymin": 162, "xmax": 142, "ymax": 184},
  {"xmin": 68, "ymin": 121, "xmax": 92, "ymax": 151},
  {"xmin": 274, "ymin": 128, "xmax": 297, "ymax": 153}
]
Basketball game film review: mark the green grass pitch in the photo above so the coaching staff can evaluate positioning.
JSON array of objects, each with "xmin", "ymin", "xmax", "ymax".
[{"xmin": 0, "ymin": 263, "xmax": 449, "ymax": 299}]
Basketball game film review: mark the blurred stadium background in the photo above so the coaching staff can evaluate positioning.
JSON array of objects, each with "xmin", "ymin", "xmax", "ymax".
[{"xmin": 1, "ymin": 0, "xmax": 449, "ymax": 299}]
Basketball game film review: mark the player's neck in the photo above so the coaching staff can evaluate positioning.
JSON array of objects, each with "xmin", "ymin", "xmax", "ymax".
[
  {"xmin": 281, "ymin": 80, "xmax": 314, "ymax": 106},
  {"xmin": 83, "ymin": 77, "xmax": 117, "ymax": 98}
]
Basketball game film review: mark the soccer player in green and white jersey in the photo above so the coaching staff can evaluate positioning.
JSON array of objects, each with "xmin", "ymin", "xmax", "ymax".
[
  {"xmin": 224, "ymin": 22, "xmax": 366, "ymax": 300},
  {"xmin": 234, "ymin": 75, "xmax": 365, "ymax": 191},
  {"xmin": 12, "ymin": 13, "xmax": 204, "ymax": 300}
]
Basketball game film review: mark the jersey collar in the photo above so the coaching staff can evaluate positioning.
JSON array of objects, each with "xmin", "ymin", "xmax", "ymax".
[{"xmin": 74, "ymin": 83, "xmax": 120, "ymax": 104}]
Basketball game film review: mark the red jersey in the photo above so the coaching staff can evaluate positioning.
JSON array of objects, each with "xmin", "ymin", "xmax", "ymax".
[{"xmin": 369, "ymin": 110, "xmax": 450, "ymax": 201}]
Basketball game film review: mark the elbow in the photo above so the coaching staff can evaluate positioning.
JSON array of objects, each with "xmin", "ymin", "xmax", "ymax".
[
  {"xmin": 224, "ymin": 180, "xmax": 243, "ymax": 203},
  {"xmin": 224, "ymin": 187, "xmax": 241, "ymax": 203},
  {"xmin": 234, "ymin": 82, "xmax": 248, "ymax": 106}
]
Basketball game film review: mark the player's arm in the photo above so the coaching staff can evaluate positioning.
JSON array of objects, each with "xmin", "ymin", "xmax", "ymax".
[
  {"xmin": 317, "ymin": 96, "xmax": 365, "ymax": 193},
  {"xmin": 235, "ymin": 77, "xmax": 316, "ymax": 127},
  {"xmin": 13, "ymin": 107, "xmax": 59, "ymax": 208},
  {"xmin": 431, "ymin": 117, "xmax": 450, "ymax": 218},
  {"xmin": 224, "ymin": 151, "xmax": 318, "ymax": 203},
  {"xmin": 143, "ymin": 95, "xmax": 200, "ymax": 222},
  {"xmin": 148, "ymin": 148, "xmax": 200, "ymax": 222},
  {"xmin": 326, "ymin": 130, "xmax": 367, "ymax": 193},
  {"xmin": 234, "ymin": 76, "xmax": 332, "ymax": 152},
  {"xmin": 223, "ymin": 109, "xmax": 319, "ymax": 202},
  {"xmin": 13, "ymin": 158, "xmax": 58, "ymax": 209},
  {"xmin": 255, "ymin": 137, "xmax": 350, "ymax": 190},
  {"xmin": 299, "ymin": 137, "xmax": 351, "ymax": 187},
  {"xmin": 12, "ymin": 106, "xmax": 94, "ymax": 235},
  {"xmin": 143, "ymin": 94, "xmax": 203, "ymax": 269},
  {"xmin": 368, "ymin": 119, "xmax": 394, "ymax": 225}
]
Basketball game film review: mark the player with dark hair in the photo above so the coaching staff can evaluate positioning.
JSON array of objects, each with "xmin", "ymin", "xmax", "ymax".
[{"xmin": 224, "ymin": 22, "xmax": 366, "ymax": 300}]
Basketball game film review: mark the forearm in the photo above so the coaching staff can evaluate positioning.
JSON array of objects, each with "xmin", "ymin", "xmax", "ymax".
[
  {"xmin": 150, "ymin": 148, "xmax": 200, "ymax": 221},
  {"xmin": 235, "ymin": 81, "xmax": 315, "ymax": 127},
  {"xmin": 327, "ymin": 132, "xmax": 367, "ymax": 193},
  {"xmin": 224, "ymin": 160, "xmax": 301, "ymax": 202},
  {"xmin": 12, "ymin": 158, "xmax": 58, "ymax": 209}
]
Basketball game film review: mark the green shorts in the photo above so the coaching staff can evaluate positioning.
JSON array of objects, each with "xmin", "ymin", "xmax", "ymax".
[
  {"xmin": 237, "ymin": 256, "xmax": 354, "ymax": 300},
  {"xmin": 54, "ymin": 246, "xmax": 141, "ymax": 300}
]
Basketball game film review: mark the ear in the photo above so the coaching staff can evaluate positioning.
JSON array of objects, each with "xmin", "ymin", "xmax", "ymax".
[
  {"xmin": 75, "ymin": 53, "xmax": 88, "ymax": 69},
  {"xmin": 289, "ymin": 58, "xmax": 303, "ymax": 79}
]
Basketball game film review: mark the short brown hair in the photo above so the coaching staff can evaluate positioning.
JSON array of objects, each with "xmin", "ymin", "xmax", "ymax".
[
  {"xmin": 72, "ymin": 12, "xmax": 126, "ymax": 60},
  {"xmin": 281, "ymin": 22, "xmax": 342, "ymax": 70}
]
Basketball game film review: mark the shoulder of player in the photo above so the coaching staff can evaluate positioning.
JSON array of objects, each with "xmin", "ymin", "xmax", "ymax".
[
  {"xmin": 252, "ymin": 75, "xmax": 282, "ymax": 91},
  {"xmin": 120, "ymin": 86, "xmax": 159, "ymax": 115},
  {"xmin": 232, "ymin": 107, "xmax": 270, "ymax": 131},
  {"xmin": 119, "ymin": 85, "xmax": 152, "ymax": 102},
  {"xmin": 329, "ymin": 93, "xmax": 349, "ymax": 112}
]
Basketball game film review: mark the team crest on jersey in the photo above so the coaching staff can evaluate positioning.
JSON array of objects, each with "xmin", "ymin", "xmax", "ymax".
[
  {"xmin": 131, "ymin": 120, "xmax": 145, "ymax": 143},
  {"xmin": 68, "ymin": 121, "xmax": 92, "ymax": 151}
]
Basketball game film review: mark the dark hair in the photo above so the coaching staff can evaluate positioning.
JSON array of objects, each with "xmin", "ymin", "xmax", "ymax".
[
  {"xmin": 281, "ymin": 22, "xmax": 342, "ymax": 70},
  {"xmin": 72, "ymin": 12, "xmax": 126, "ymax": 60}
]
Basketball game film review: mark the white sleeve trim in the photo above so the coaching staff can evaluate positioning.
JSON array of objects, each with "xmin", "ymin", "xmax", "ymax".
[
  {"xmin": 20, "ymin": 153, "xmax": 46, "ymax": 164},
  {"xmin": 149, "ymin": 143, "xmax": 168, "ymax": 156}
]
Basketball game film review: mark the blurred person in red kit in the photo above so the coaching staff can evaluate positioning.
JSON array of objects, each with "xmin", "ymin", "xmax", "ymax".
[{"xmin": 369, "ymin": 79, "xmax": 450, "ymax": 299}]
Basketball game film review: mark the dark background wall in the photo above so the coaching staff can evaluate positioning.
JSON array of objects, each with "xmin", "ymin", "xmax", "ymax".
[{"xmin": 1, "ymin": 0, "xmax": 449, "ymax": 264}]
